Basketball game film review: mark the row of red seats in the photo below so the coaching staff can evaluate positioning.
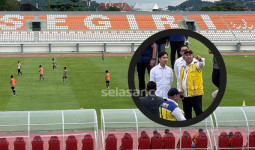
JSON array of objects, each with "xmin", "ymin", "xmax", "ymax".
[
  {"xmin": 138, "ymin": 132, "xmax": 177, "ymax": 149},
  {"xmin": 219, "ymin": 131, "xmax": 255, "ymax": 150},
  {"xmin": 105, "ymin": 131, "xmax": 207, "ymax": 150},
  {"xmin": 0, "ymin": 135, "xmax": 93, "ymax": 150},
  {"xmin": 105, "ymin": 133, "xmax": 133, "ymax": 150}
]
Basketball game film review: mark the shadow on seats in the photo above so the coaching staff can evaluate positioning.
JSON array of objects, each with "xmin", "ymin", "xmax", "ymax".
[
  {"xmin": 14, "ymin": 137, "xmax": 26, "ymax": 150},
  {"xmin": 246, "ymin": 132, "xmax": 255, "ymax": 150},
  {"xmin": 48, "ymin": 136, "xmax": 60, "ymax": 150},
  {"xmin": 195, "ymin": 131, "xmax": 208, "ymax": 150},
  {"xmin": 138, "ymin": 133, "xmax": 150, "ymax": 149},
  {"xmin": 230, "ymin": 132, "xmax": 243, "ymax": 150},
  {"xmin": 163, "ymin": 132, "xmax": 175, "ymax": 149},
  {"xmin": 82, "ymin": 134, "xmax": 94, "ymax": 150},
  {"xmin": 120, "ymin": 133, "xmax": 133, "ymax": 150},
  {"xmin": 66, "ymin": 135, "xmax": 78, "ymax": 150},
  {"xmin": 151, "ymin": 132, "xmax": 163, "ymax": 149},
  {"xmin": 32, "ymin": 136, "xmax": 43, "ymax": 150},
  {"xmin": 105, "ymin": 134, "xmax": 117, "ymax": 150},
  {"xmin": 0, "ymin": 137, "xmax": 9, "ymax": 150},
  {"xmin": 177, "ymin": 131, "xmax": 192, "ymax": 150},
  {"xmin": 218, "ymin": 132, "xmax": 230, "ymax": 150}
]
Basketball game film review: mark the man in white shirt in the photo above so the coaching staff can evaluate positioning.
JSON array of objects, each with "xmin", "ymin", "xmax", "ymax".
[
  {"xmin": 17, "ymin": 61, "xmax": 22, "ymax": 76},
  {"xmin": 150, "ymin": 51, "xmax": 173, "ymax": 100},
  {"xmin": 179, "ymin": 50, "xmax": 205, "ymax": 119},
  {"xmin": 159, "ymin": 88, "xmax": 186, "ymax": 121},
  {"xmin": 174, "ymin": 45, "xmax": 189, "ymax": 91}
]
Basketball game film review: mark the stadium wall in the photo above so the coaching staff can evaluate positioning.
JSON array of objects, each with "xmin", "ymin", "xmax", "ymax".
[
  {"xmin": 0, "ymin": 43, "xmax": 141, "ymax": 53},
  {"xmin": 1, "ymin": 41, "xmax": 255, "ymax": 53}
]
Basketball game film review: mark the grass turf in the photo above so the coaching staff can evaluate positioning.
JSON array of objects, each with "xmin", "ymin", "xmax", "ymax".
[
  {"xmin": 0, "ymin": 56, "xmax": 136, "ymax": 124},
  {"xmin": 0, "ymin": 37, "xmax": 254, "ymax": 122}
]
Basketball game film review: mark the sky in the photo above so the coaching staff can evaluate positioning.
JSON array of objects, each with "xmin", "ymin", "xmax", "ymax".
[{"xmin": 94, "ymin": 0, "xmax": 220, "ymax": 8}]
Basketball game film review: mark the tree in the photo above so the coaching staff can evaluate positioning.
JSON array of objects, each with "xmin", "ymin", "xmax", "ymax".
[
  {"xmin": 105, "ymin": 6, "xmax": 120, "ymax": 11},
  {"xmin": 70, "ymin": 0, "xmax": 80, "ymax": 2},
  {"xmin": 200, "ymin": 1, "xmax": 248, "ymax": 11},
  {"xmin": 47, "ymin": 0, "xmax": 51, "ymax": 10},
  {"xmin": 50, "ymin": 0, "xmax": 87, "ymax": 11},
  {"xmin": 0, "ymin": 0, "xmax": 20, "ymax": 11}
]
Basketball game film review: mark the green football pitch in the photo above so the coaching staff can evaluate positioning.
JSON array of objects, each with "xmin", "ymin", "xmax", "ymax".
[{"xmin": 0, "ymin": 38, "xmax": 254, "ymax": 120}]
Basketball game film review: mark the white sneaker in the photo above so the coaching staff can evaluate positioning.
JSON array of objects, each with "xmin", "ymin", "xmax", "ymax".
[{"xmin": 212, "ymin": 90, "xmax": 218, "ymax": 100}]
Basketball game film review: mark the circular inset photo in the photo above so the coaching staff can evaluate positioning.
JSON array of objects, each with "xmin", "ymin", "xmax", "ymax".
[{"xmin": 128, "ymin": 29, "xmax": 226, "ymax": 127}]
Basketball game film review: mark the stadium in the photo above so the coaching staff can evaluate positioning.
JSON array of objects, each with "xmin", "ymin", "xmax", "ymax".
[{"xmin": 0, "ymin": 8, "xmax": 255, "ymax": 150}]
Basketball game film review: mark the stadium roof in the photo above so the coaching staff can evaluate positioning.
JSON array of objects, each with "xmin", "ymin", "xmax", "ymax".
[{"xmin": 97, "ymin": 3, "xmax": 133, "ymax": 11}]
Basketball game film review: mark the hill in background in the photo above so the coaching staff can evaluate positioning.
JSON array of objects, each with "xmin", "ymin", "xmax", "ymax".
[{"xmin": 168, "ymin": 0, "xmax": 255, "ymax": 11}]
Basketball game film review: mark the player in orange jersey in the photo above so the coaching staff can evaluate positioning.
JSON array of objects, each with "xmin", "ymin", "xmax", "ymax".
[
  {"xmin": 10, "ymin": 75, "xmax": 16, "ymax": 96},
  {"xmin": 39, "ymin": 65, "xmax": 45, "ymax": 80},
  {"xmin": 105, "ymin": 70, "xmax": 110, "ymax": 89}
]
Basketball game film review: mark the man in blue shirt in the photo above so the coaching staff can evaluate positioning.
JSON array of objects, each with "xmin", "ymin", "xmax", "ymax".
[
  {"xmin": 137, "ymin": 42, "xmax": 157, "ymax": 97},
  {"xmin": 169, "ymin": 35, "xmax": 188, "ymax": 69}
]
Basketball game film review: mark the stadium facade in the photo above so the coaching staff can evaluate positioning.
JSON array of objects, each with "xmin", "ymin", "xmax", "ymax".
[{"xmin": 0, "ymin": 11, "xmax": 255, "ymax": 53}]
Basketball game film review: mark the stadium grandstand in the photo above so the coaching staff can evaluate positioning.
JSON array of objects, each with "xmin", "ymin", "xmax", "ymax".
[
  {"xmin": 0, "ymin": 10, "xmax": 255, "ymax": 150},
  {"xmin": 1, "ymin": 11, "xmax": 255, "ymax": 52},
  {"xmin": 0, "ymin": 107, "xmax": 254, "ymax": 150}
]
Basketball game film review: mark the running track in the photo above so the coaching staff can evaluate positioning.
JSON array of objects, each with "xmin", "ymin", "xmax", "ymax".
[
  {"xmin": 0, "ymin": 53, "xmax": 133, "ymax": 58},
  {"xmin": 0, "ymin": 52, "xmax": 255, "ymax": 58}
]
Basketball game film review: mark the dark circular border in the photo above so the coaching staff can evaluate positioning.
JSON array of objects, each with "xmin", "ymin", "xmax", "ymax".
[{"xmin": 128, "ymin": 29, "xmax": 227, "ymax": 127}]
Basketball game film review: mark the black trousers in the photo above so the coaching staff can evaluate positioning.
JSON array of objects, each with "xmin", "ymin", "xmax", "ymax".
[
  {"xmin": 18, "ymin": 69, "xmax": 22, "ymax": 75},
  {"xmin": 212, "ymin": 68, "xmax": 220, "ymax": 88},
  {"xmin": 137, "ymin": 62, "xmax": 151, "ymax": 97},
  {"xmin": 106, "ymin": 80, "xmax": 110, "ymax": 88},
  {"xmin": 182, "ymin": 95, "xmax": 203, "ymax": 120},
  {"xmin": 170, "ymin": 41, "xmax": 184, "ymax": 69}
]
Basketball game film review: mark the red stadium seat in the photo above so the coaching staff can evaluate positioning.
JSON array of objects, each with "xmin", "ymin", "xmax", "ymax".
[
  {"xmin": 163, "ymin": 132, "xmax": 175, "ymax": 149},
  {"xmin": 120, "ymin": 133, "xmax": 133, "ymax": 150},
  {"xmin": 14, "ymin": 137, "xmax": 26, "ymax": 150},
  {"xmin": 138, "ymin": 133, "xmax": 150, "ymax": 149},
  {"xmin": 32, "ymin": 136, "xmax": 43, "ymax": 150},
  {"xmin": 65, "ymin": 135, "xmax": 78, "ymax": 150},
  {"xmin": 48, "ymin": 136, "xmax": 60, "ymax": 150},
  {"xmin": 218, "ymin": 132, "xmax": 229, "ymax": 150},
  {"xmin": 247, "ymin": 132, "xmax": 255, "ymax": 150},
  {"xmin": 0, "ymin": 138, "xmax": 9, "ymax": 150},
  {"xmin": 230, "ymin": 132, "xmax": 243, "ymax": 150},
  {"xmin": 151, "ymin": 133, "xmax": 163, "ymax": 149},
  {"xmin": 82, "ymin": 134, "xmax": 94, "ymax": 150},
  {"xmin": 105, "ymin": 134, "xmax": 117, "ymax": 150},
  {"xmin": 179, "ymin": 131, "xmax": 192, "ymax": 149},
  {"xmin": 195, "ymin": 131, "xmax": 208, "ymax": 150}
]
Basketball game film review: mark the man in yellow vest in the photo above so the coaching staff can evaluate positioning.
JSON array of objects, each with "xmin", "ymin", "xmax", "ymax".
[
  {"xmin": 179, "ymin": 50, "xmax": 205, "ymax": 119},
  {"xmin": 159, "ymin": 88, "xmax": 186, "ymax": 121}
]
